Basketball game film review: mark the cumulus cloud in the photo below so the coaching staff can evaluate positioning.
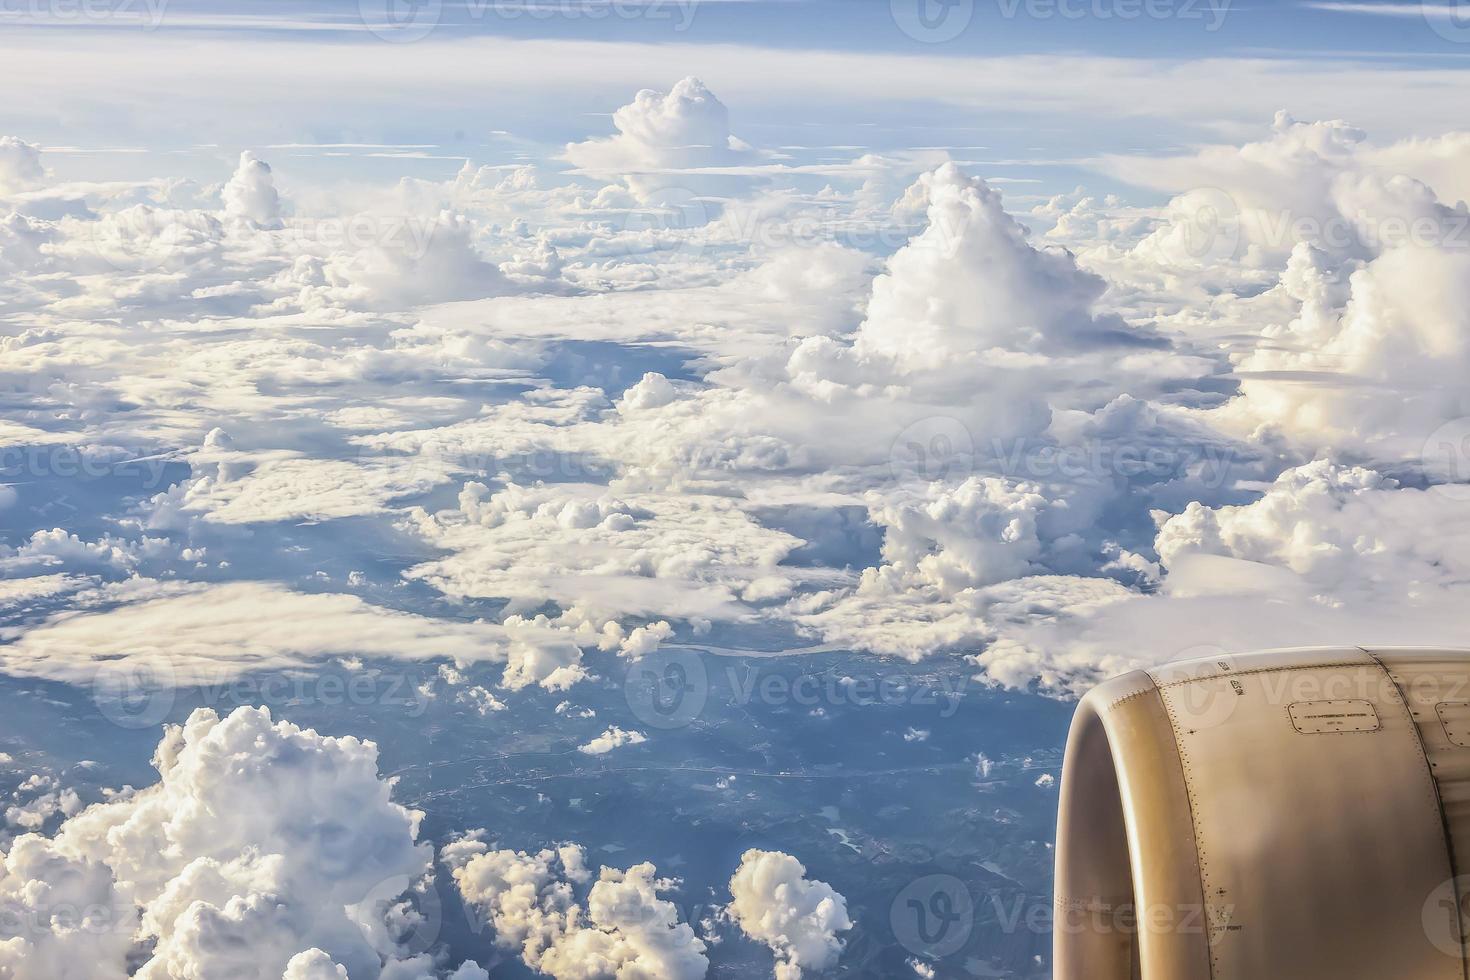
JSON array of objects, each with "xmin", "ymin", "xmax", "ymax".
[
  {"xmin": 862, "ymin": 478, "xmax": 1048, "ymax": 594},
  {"xmin": 730, "ymin": 243, "xmax": 872, "ymax": 337},
  {"xmin": 853, "ymin": 163, "xmax": 1145, "ymax": 366},
  {"xmin": 315, "ymin": 211, "xmax": 513, "ymax": 310},
  {"xmin": 0, "ymin": 830, "xmax": 134, "ymax": 979},
  {"xmin": 726, "ymin": 849, "xmax": 851, "ymax": 980},
  {"xmin": 455, "ymin": 685, "xmax": 507, "ymax": 715},
  {"xmin": 1101, "ymin": 112, "xmax": 1470, "ymax": 262},
  {"xmin": 398, "ymin": 478, "xmax": 803, "ymax": 632},
  {"xmin": 0, "ymin": 136, "xmax": 45, "ymax": 194},
  {"xmin": 60, "ymin": 204, "xmax": 226, "ymax": 277},
  {"xmin": 765, "ymin": 163, "xmax": 1189, "ymax": 485},
  {"xmin": 3, "ymin": 772, "xmax": 82, "ymax": 831},
  {"xmin": 1090, "ymin": 114, "xmax": 1470, "ymax": 463},
  {"xmin": 334, "ymin": 156, "xmax": 1219, "ymax": 673},
  {"xmin": 780, "ymin": 477, "xmax": 1057, "ymax": 659},
  {"xmin": 565, "ymin": 77, "xmax": 759, "ymax": 200},
  {"xmin": 9, "ymin": 528, "xmax": 159, "ymax": 573},
  {"xmin": 1155, "ymin": 459, "xmax": 1470, "ymax": 599},
  {"xmin": 0, "ymin": 210, "xmax": 55, "ymax": 277},
  {"xmin": 1222, "ymin": 236, "xmax": 1470, "ymax": 461},
  {"xmin": 443, "ymin": 839, "xmax": 708, "ymax": 979},
  {"xmin": 501, "ymin": 636, "xmax": 588, "ymax": 692},
  {"xmin": 577, "ymin": 726, "xmax": 647, "ymax": 756},
  {"xmin": 222, "ymin": 151, "xmax": 283, "ymax": 230},
  {"xmin": 617, "ymin": 371, "xmax": 679, "ymax": 413},
  {"xmin": 971, "ymin": 459, "xmax": 1470, "ymax": 694},
  {"xmin": 0, "ymin": 706, "xmax": 481, "ymax": 979},
  {"xmin": 282, "ymin": 949, "xmax": 350, "ymax": 980},
  {"xmin": 773, "ymin": 163, "xmax": 1165, "ymax": 448}
]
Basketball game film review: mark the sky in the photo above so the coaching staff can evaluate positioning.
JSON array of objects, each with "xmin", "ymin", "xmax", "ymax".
[
  {"xmin": 4, "ymin": 0, "xmax": 1470, "ymax": 977},
  {"xmin": 9, "ymin": 0, "xmax": 1470, "ymax": 196}
]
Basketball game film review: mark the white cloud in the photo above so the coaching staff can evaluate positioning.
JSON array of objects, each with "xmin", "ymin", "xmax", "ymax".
[
  {"xmin": 971, "ymin": 460, "xmax": 1470, "ymax": 694},
  {"xmin": 18, "ymin": 36, "xmax": 1470, "ymax": 976},
  {"xmin": 1222, "ymin": 237, "xmax": 1470, "ymax": 462},
  {"xmin": 145, "ymin": 433, "xmax": 455, "ymax": 527},
  {"xmin": 1, "ymin": 706, "xmax": 478, "ymax": 979},
  {"xmin": 10, "ymin": 528, "xmax": 161, "ymax": 573},
  {"xmin": 0, "ymin": 581, "xmax": 510, "ymax": 685},
  {"xmin": 1084, "ymin": 115, "xmax": 1470, "ymax": 464},
  {"xmin": 726, "ymin": 849, "xmax": 851, "ymax": 980},
  {"xmin": 399, "ymin": 479, "xmax": 803, "ymax": 628},
  {"xmin": 222, "ymin": 151, "xmax": 283, "ymax": 230},
  {"xmin": 780, "ymin": 477, "xmax": 1060, "ymax": 660},
  {"xmin": 58, "ymin": 204, "xmax": 226, "ymax": 276},
  {"xmin": 728, "ymin": 242, "xmax": 872, "ymax": 338},
  {"xmin": 7, "ymin": 70, "xmax": 1470, "ymax": 720},
  {"xmin": 617, "ymin": 371, "xmax": 679, "ymax": 413},
  {"xmin": 315, "ymin": 211, "xmax": 514, "ymax": 311},
  {"xmin": 350, "ymin": 152, "xmax": 1207, "ymax": 671},
  {"xmin": 863, "ymin": 478, "xmax": 1047, "ymax": 595},
  {"xmin": 577, "ymin": 726, "xmax": 647, "ymax": 756},
  {"xmin": 502, "ymin": 636, "xmax": 587, "ymax": 692},
  {"xmin": 0, "ymin": 136, "xmax": 45, "ymax": 195},
  {"xmin": 443, "ymin": 839, "xmax": 708, "ymax": 979},
  {"xmin": 1156, "ymin": 459, "xmax": 1470, "ymax": 598},
  {"xmin": 455, "ymin": 685, "xmax": 507, "ymax": 715},
  {"xmin": 282, "ymin": 950, "xmax": 349, "ymax": 980},
  {"xmin": 5, "ymin": 780, "xmax": 82, "ymax": 831},
  {"xmin": 618, "ymin": 621, "xmax": 673, "ymax": 659},
  {"xmin": 853, "ymin": 163, "xmax": 1142, "ymax": 367},
  {"xmin": 565, "ymin": 77, "xmax": 758, "ymax": 200},
  {"xmin": 0, "ymin": 574, "xmax": 90, "ymax": 608},
  {"xmin": 0, "ymin": 830, "xmax": 134, "ymax": 979}
]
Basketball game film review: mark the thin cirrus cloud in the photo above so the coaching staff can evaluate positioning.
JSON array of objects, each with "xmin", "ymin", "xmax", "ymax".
[{"xmin": 1306, "ymin": 1, "xmax": 1470, "ymax": 16}]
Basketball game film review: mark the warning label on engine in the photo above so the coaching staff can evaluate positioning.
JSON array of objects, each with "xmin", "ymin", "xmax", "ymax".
[{"xmin": 1288, "ymin": 699, "xmax": 1381, "ymax": 734}]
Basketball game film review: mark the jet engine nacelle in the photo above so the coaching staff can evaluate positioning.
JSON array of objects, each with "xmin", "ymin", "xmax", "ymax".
[{"xmin": 1054, "ymin": 647, "xmax": 1470, "ymax": 979}]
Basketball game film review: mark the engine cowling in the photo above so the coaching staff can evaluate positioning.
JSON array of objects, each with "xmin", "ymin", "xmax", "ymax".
[{"xmin": 1054, "ymin": 647, "xmax": 1470, "ymax": 979}]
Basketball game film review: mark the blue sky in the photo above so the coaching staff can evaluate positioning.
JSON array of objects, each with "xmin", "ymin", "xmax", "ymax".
[
  {"xmin": 7, "ymin": 0, "xmax": 1470, "ymax": 202},
  {"xmin": 21, "ymin": 0, "xmax": 1470, "ymax": 56}
]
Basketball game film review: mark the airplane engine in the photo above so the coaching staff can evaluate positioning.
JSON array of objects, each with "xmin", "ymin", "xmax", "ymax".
[{"xmin": 1054, "ymin": 647, "xmax": 1470, "ymax": 979}]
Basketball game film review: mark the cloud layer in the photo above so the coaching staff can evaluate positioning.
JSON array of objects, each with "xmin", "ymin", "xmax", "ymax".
[{"xmin": 0, "ymin": 706, "xmax": 480, "ymax": 979}]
